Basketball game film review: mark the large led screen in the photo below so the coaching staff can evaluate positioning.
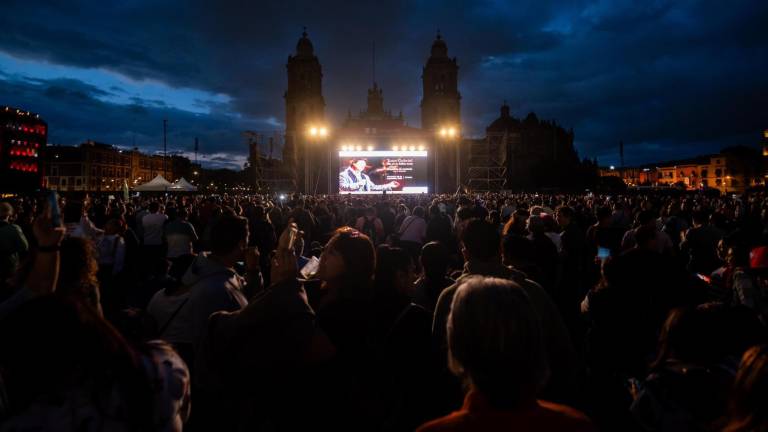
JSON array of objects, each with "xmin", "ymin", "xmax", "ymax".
[{"xmin": 338, "ymin": 150, "xmax": 428, "ymax": 194}]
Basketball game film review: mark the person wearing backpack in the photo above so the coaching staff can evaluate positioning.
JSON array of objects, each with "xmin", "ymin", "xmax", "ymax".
[
  {"xmin": 355, "ymin": 207, "xmax": 384, "ymax": 246},
  {"xmin": 396, "ymin": 206, "xmax": 427, "ymax": 263}
]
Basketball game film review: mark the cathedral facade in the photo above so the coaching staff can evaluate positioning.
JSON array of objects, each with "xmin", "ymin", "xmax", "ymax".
[{"xmin": 280, "ymin": 30, "xmax": 591, "ymax": 193}]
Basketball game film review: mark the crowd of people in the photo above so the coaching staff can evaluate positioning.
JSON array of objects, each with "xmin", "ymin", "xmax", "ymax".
[{"xmin": 1, "ymin": 189, "xmax": 767, "ymax": 431}]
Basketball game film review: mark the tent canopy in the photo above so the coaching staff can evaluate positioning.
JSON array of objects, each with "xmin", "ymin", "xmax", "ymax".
[
  {"xmin": 169, "ymin": 177, "xmax": 198, "ymax": 192},
  {"xmin": 134, "ymin": 175, "xmax": 172, "ymax": 192}
]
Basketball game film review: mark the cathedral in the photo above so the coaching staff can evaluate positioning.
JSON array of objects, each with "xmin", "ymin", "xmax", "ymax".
[{"xmin": 278, "ymin": 29, "xmax": 592, "ymax": 193}]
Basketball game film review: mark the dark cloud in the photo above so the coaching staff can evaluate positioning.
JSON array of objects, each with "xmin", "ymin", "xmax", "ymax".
[{"xmin": 1, "ymin": 0, "xmax": 767, "ymax": 167}]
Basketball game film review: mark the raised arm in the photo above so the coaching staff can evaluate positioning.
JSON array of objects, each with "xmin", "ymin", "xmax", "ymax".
[{"xmin": 26, "ymin": 206, "xmax": 66, "ymax": 296}]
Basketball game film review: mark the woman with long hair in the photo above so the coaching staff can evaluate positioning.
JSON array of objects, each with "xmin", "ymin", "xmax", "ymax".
[{"xmin": 724, "ymin": 345, "xmax": 768, "ymax": 432}]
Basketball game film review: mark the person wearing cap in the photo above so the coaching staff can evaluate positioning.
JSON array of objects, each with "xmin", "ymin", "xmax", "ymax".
[
  {"xmin": 339, "ymin": 158, "xmax": 399, "ymax": 192},
  {"xmin": 0, "ymin": 202, "xmax": 29, "ymax": 291}
]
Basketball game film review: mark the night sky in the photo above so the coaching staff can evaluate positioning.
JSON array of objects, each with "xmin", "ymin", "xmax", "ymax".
[{"xmin": 1, "ymin": 0, "xmax": 766, "ymax": 170}]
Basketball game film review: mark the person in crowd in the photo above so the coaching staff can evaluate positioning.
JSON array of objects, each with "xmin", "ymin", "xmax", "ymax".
[
  {"xmin": 586, "ymin": 205, "xmax": 621, "ymax": 257},
  {"xmin": 396, "ymin": 205, "xmax": 428, "ymax": 260},
  {"xmin": 555, "ymin": 204, "xmax": 591, "ymax": 331},
  {"xmin": 0, "ymin": 202, "xmax": 28, "ymax": 293},
  {"xmin": 414, "ymin": 241, "xmax": 455, "ymax": 312},
  {"xmin": 96, "ymin": 218, "xmax": 126, "ymax": 275},
  {"xmin": 290, "ymin": 198, "xmax": 316, "ymax": 251},
  {"xmin": 500, "ymin": 198, "xmax": 515, "ymax": 221},
  {"xmin": 434, "ymin": 219, "xmax": 579, "ymax": 404},
  {"xmin": 313, "ymin": 200, "xmax": 336, "ymax": 244},
  {"xmin": 541, "ymin": 212, "xmax": 563, "ymax": 252},
  {"xmin": 95, "ymin": 218, "xmax": 127, "ymax": 316},
  {"xmin": 723, "ymin": 345, "xmax": 768, "ymax": 432},
  {"xmin": 163, "ymin": 207, "xmax": 198, "ymax": 280},
  {"xmin": 427, "ymin": 204, "xmax": 454, "ymax": 247},
  {"xmin": 454, "ymin": 197, "xmax": 476, "ymax": 230},
  {"xmin": 502, "ymin": 207, "xmax": 530, "ymax": 237},
  {"xmin": 5, "ymin": 189, "xmax": 768, "ymax": 431},
  {"xmin": 710, "ymin": 238, "xmax": 747, "ymax": 303},
  {"xmin": 526, "ymin": 214, "xmax": 559, "ymax": 293},
  {"xmin": 63, "ymin": 198, "xmax": 103, "ymax": 241},
  {"xmin": 581, "ymin": 224, "xmax": 691, "ymax": 429},
  {"xmin": 376, "ymin": 200, "xmax": 396, "ymax": 238},
  {"xmin": 179, "ymin": 214, "xmax": 262, "ymax": 378},
  {"xmin": 146, "ymin": 269, "xmax": 193, "ymax": 367},
  {"xmin": 680, "ymin": 210, "xmax": 724, "ymax": 274},
  {"xmin": 0, "ymin": 204, "xmax": 190, "ymax": 431},
  {"xmin": 246, "ymin": 204, "xmax": 276, "ymax": 285},
  {"xmin": 356, "ymin": 206, "xmax": 385, "ymax": 246},
  {"xmin": 418, "ymin": 276, "xmax": 595, "ymax": 432},
  {"xmin": 621, "ymin": 209, "xmax": 675, "ymax": 255},
  {"xmin": 372, "ymin": 245, "xmax": 440, "ymax": 430},
  {"xmin": 730, "ymin": 245, "xmax": 768, "ymax": 320},
  {"xmin": 142, "ymin": 201, "xmax": 168, "ymax": 268},
  {"xmin": 394, "ymin": 203, "xmax": 410, "ymax": 228},
  {"xmin": 631, "ymin": 305, "xmax": 737, "ymax": 432},
  {"xmin": 662, "ymin": 202, "xmax": 690, "ymax": 249},
  {"xmin": 501, "ymin": 233, "xmax": 542, "ymax": 285}
]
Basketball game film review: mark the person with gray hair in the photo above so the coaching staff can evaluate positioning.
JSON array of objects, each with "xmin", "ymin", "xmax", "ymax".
[
  {"xmin": 434, "ymin": 219, "xmax": 580, "ymax": 404},
  {"xmin": 418, "ymin": 276, "xmax": 594, "ymax": 431}
]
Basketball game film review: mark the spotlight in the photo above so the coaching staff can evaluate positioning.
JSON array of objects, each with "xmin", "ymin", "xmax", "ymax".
[
  {"xmin": 309, "ymin": 127, "xmax": 318, "ymax": 136},
  {"xmin": 367, "ymin": 145, "xmax": 374, "ymax": 151},
  {"xmin": 393, "ymin": 145, "xmax": 399, "ymax": 151},
  {"xmin": 319, "ymin": 127, "xmax": 328, "ymax": 137},
  {"xmin": 356, "ymin": 145, "xmax": 362, "ymax": 151},
  {"xmin": 409, "ymin": 145, "xmax": 416, "ymax": 151}
]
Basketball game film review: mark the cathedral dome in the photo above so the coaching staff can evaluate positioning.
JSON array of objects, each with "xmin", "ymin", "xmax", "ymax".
[
  {"xmin": 296, "ymin": 29, "xmax": 314, "ymax": 57},
  {"xmin": 486, "ymin": 102, "xmax": 520, "ymax": 132}
]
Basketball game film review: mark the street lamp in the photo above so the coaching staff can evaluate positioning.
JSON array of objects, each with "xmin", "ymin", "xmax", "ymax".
[
  {"xmin": 306, "ymin": 124, "xmax": 330, "ymax": 194},
  {"xmin": 436, "ymin": 124, "xmax": 461, "ymax": 193}
]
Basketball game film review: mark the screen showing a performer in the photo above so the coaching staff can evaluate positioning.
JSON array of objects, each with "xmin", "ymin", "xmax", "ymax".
[{"xmin": 338, "ymin": 150, "xmax": 428, "ymax": 194}]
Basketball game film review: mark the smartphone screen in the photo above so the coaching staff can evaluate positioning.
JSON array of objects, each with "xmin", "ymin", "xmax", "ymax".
[{"xmin": 597, "ymin": 247, "xmax": 610, "ymax": 260}]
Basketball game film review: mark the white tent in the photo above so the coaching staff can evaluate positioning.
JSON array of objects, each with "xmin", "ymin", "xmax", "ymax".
[
  {"xmin": 134, "ymin": 175, "xmax": 172, "ymax": 192},
  {"xmin": 169, "ymin": 177, "xmax": 198, "ymax": 192}
]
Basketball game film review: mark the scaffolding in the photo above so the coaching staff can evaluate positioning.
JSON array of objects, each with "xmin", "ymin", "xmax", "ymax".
[
  {"xmin": 243, "ymin": 131, "xmax": 295, "ymax": 192},
  {"xmin": 465, "ymin": 132, "xmax": 507, "ymax": 191}
]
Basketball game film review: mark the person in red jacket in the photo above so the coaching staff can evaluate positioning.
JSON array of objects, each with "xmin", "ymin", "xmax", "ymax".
[{"xmin": 418, "ymin": 275, "xmax": 595, "ymax": 432}]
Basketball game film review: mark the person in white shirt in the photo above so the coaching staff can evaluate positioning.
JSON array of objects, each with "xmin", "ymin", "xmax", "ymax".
[
  {"xmin": 96, "ymin": 219, "xmax": 126, "ymax": 275},
  {"xmin": 141, "ymin": 201, "xmax": 168, "ymax": 271},
  {"xmin": 142, "ymin": 202, "xmax": 168, "ymax": 246}
]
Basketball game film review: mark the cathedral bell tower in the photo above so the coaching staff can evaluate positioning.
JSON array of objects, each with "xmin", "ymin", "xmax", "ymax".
[
  {"xmin": 421, "ymin": 32, "xmax": 461, "ymax": 192},
  {"xmin": 421, "ymin": 31, "xmax": 460, "ymax": 131},
  {"xmin": 284, "ymin": 29, "xmax": 325, "ymax": 191}
]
